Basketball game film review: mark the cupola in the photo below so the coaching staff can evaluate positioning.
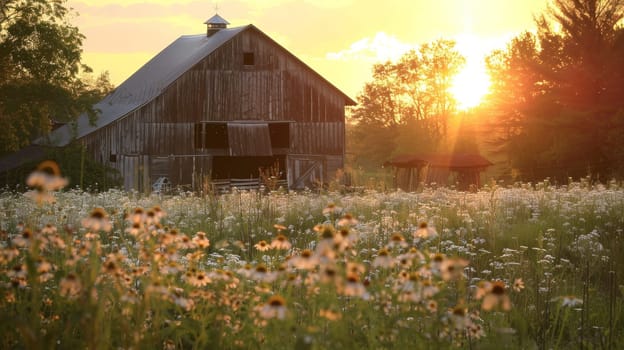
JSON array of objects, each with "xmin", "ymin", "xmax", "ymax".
[{"xmin": 204, "ymin": 14, "xmax": 229, "ymax": 37}]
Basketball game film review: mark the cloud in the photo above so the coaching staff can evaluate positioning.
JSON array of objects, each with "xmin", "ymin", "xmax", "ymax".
[
  {"xmin": 72, "ymin": 0, "xmax": 199, "ymax": 6},
  {"xmin": 302, "ymin": 0, "xmax": 354, "ymax": 8},
  {"xmin": 71, "ymin": 0, "xmax": 353, "ymax": 10},
  {"xmin": 66, "ymin": 0, "xmax": 547, "ymax": 100},
  {"xmin": 68, "ymin": 1, "xmax": 253, "ymax": 52},
  {"xmin": 326, "ymin": 32, "xmax": 414, "ymax": 63}
]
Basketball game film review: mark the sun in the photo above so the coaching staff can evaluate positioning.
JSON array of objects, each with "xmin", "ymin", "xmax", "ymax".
[
  {"xmin": 450, "ymin": 59, "xmax": 491, "ymax": 110},
  {"xmin": 449, "ymin": 35, "xmax": 494, "ymax": 110}
]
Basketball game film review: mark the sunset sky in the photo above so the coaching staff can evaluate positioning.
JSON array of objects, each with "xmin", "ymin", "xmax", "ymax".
[{"xmin": 67, "ymin": 0, "xmax": 548, "ymax": 101}]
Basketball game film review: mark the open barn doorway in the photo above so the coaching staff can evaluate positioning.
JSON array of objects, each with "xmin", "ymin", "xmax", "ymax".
[{"xmin": 211, "ymin": 155, "xmax": 286, "ymax": 180}]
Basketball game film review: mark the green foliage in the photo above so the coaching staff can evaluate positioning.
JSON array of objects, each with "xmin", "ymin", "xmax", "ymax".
[
  {"xmin": 348, "ymin": 39, "xmax": 465, "ymax": 170},
  {"xmin": 0, "ymin": 0, "xmax": 112, "ymax": 155},
  {"xmin": 1, "ymin": 183, "xmax": 623, "ymax": 348},
  {"xmin": 347, "ymin": 121, "xmax": 398, "ymax": 170},
  {"xmin": 485, "ymin": 0, "xmax": 624, "ymax": 181},
  {"xmin": 2, "ymin": 144, "xmax": 121, "ymax": 191}
]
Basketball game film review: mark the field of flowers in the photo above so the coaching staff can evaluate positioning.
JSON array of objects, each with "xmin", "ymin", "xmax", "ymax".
[{"xmin": 1, "ymin": 164, "xmax": 623, "ymax": 349}]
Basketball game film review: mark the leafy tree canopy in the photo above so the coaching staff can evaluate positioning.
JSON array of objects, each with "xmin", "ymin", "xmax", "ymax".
[
  {"xmin": 1, "ymin": 144, "xmax": 122, "ymax": 192},
  {"xmin": 348, "ymin": 39, "xmax": 465, "ymax": 169},
  {"xmin": 0, "ymin": 0, "xmax": 112, "ymax": 155}
]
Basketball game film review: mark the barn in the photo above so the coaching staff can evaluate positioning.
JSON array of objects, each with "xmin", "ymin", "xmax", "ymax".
[{"xmin": 33, "ymin": 14, "xmax": 355, "ymax": 192}]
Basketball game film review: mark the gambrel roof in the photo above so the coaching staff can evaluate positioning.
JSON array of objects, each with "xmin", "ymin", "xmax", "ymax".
[{"xmin": 36, "ymin": 25, "xmax": 355, "ymax": 147}]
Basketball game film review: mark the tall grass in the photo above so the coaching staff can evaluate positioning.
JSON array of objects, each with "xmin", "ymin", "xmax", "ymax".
[{"xmin": 0, "ymin": 178, "xmax": 622, "ymax": 349}]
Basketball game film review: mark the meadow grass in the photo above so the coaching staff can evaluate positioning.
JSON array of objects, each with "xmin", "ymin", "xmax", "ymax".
[{"xmin": 0, "ymin": 175, "xmax": 623, "ymax": 349}]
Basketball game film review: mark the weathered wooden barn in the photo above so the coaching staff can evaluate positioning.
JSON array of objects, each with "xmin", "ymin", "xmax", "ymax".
[
  {"xmin": 385, "ymin": 153, "xmax": 493, "ymax": 191},
  {"xmin": 34, "ymin": 14, "xmax": 355, "ymax": 192}
]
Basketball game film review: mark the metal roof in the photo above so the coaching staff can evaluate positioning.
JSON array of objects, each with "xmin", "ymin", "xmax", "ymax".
[
  {"xmin": 35, "ymin": 25, "xmax": 248, "ymax": 147},
  {"xmin": 204, "ymin": 14, "xmax": 230, "ymax": 25},
  {"xmin": 34, "ymin": 24, "xmax": 355, "ymax": 147}
]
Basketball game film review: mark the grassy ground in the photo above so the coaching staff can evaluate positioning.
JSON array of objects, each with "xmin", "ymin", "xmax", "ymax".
[{"xmin": 1, "ymin": 177, "xmax": 623, "ymax": 349}]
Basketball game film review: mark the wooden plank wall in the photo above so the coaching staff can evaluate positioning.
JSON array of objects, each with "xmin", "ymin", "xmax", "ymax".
[
  {"xmin": 82, "ymin": 28, "xmax": 348, "ymax": 189},
  {"xmin": 290, "ymin": 122, "xmax": 344, "ymax": 155}
]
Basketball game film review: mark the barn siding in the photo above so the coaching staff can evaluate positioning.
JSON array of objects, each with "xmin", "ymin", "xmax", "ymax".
[{"xmin": 82, "ymin": 27, "xmax": 349, "ymax": 191}]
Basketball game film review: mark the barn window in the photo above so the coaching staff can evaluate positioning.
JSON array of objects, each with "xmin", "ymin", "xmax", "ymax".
[
  {"xmin": 269, "ymin": 123, "xmax": 290, "ymax": 148},
  {"xmin": 109, "ymin": 153, "xmax": 117, "ymax": 163},
  {"xmin": 243, "ymin": 52, "xmax": 255, "ymax": 66},
  {"xmin": 205, "ymin": 123, "xmax": 229, "ymax": 148},
  {"xmin": 194, "ymin": 123, "xmax": 229, "ymax": 149}
]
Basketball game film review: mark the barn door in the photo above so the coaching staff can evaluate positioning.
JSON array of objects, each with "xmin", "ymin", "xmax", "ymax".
[
  {"xmin": 121, "ymin": 155, "xmax": 150, "ymax": 192},
  {"xmin": 121, "ymin": 155, "xmax": 138, "ymax": 191},
  {"xmin": 288, "ymin": 156, "xmax": 325, "ymax": 189}
]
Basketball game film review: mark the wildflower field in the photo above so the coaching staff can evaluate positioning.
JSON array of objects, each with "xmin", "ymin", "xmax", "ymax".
[{"xmin": 1, "ymin": 173, "xmax": 623, "ymax": 349}]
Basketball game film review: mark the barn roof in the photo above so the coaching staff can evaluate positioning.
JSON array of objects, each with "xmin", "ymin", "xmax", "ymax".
[
  {"xmin": 204, "ymin": 14, "xmax": 229, "ymax": 25},
  {"xmin": 386, "ymin": 153, "xmax": 493, "ymax": 169},
  {"xmin": 35, "ymin": 25, "xmax": 355, "ymax": 147}
]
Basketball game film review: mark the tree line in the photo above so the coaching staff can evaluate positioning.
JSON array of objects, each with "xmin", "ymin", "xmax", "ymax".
[
  {"xmin": 1, "ymin": 0, "xmax": 623, "ymax": 186},
  {"xmin": 0, "ymin": 0, "xmax": 113, "ymax": 155},
  {"xmin": 0, "ymin": 0, "xmax": 117, "ymax": 189},
  {"xmin": 349, "ymin": 0, "xmax": 624, "ymax": 182}
]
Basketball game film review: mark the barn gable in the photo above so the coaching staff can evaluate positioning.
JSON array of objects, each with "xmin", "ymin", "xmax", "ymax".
[
  {"xmin": 35, "ymin": 26, "xmax": 248, "ymax": 147},
  {"xmin": 34, "ymin": 19, "xmax": 355, "ymax": 192}
]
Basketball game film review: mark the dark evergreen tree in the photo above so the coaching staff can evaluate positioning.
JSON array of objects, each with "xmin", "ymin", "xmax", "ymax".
[{"xmin": 485, "ymin": 0, "xmax": 624, "ymax": 181}]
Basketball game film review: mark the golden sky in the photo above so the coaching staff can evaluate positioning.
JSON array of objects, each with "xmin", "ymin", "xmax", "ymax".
[{"xmin": 67, "ymin": 0, "xmax": 547, "ymax": 100}]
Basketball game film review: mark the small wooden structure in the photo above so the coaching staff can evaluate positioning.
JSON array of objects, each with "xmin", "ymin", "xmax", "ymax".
[
  {"xmin": 385, "ymin": 153, "xmax": 493, "ymax": 191},
  {"xmin": 28, "ymin": 14, "xmax": 355, "ymax": 192}
]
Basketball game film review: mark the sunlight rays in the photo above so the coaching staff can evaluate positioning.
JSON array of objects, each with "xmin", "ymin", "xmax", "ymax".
[
  {"xmin": 449, "ymin": 34, "xmax": 494, "ymax": 110},
  {"xmin": 449, "ymin": 59, "xmax": 491, "ymax": 110}
]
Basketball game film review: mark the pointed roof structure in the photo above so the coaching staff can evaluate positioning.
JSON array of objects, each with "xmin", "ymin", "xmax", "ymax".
[
  {"xmin": 33, "ymin": 24, "xmax": 355, "ymax": 148},
  {"xmin": 204, "ymin": 13, "xmax": 229, "ymax": 26},
  {"xmin": 204, "ymin": 13, "xmax": 229, "ymax": 36},
  {"xmin": 35, "ymin": 25, "xmax": 247, "ymax": 147}
]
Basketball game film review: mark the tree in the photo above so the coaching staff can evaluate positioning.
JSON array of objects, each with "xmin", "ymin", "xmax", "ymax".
[
  {"xmin": 537, "ymin": 0, "xmax": 624, "ymax": 109},
  {"xmin": 0, "ymin": 0, "xmax": 108, "ymax": 155},
  {"xmin": 2, "ymin": 144, "xmax": 122, "ymax": 191},
  {"xmin": 485, "ymin": 0, "xmax": 624, "ymax": 181},
  {"xmin": 349, "ymin": 39, "xmax": 465, "ymax": 169}
]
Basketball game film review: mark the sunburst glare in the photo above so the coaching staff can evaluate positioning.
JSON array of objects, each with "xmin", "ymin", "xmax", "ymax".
[
  {"xmin": 450, "ymin": 59, "xmax": 491, "ymax": 110},
  {"xmin": 449, "ymin": 34, "xmax": 496, "ymax": 110}
]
